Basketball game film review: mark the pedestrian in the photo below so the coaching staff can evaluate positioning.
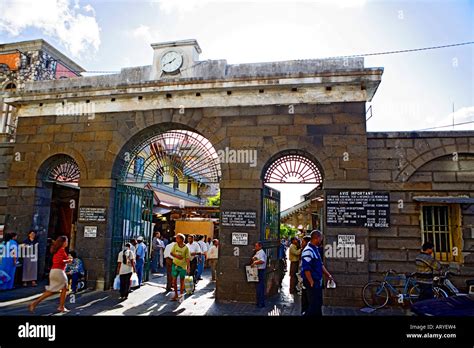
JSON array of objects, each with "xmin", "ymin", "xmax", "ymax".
[
  {"xmin": 163, "ymin": 236, "xmax": 176, "ymax": 292},
  {"xmin": 170, "ymin": 234, "xmax": 191, "ymax": 301},
  {"xmin": 129, "ymin": 238, "xmax": 137, "ymax": 255},
  {"xmin": 65, "ymin": 251, "xmax": 85, "ymax": 293},
  {"xmin": 135, "ymin": 236, "xmax": 147, "ymax": 286},
  {"xmin": 21, "ymin": 230, "xmax": 38, "ymax": 287},
  {"xmin": 205, "ymin": 237, "xmax": 212, "ymax": 269},
  {"xmin": 116, "ymin": 243, "xmax": 136, "ymax": 300},
  {"xmin": 28, "ymin": 236, "xmax": 72, "ymax": 313},
  {"xmin": 288, "ymin": 237, "xmax": 301, "ymax": 294},
  {"xmin": 251, "ymin": 242, "xmax": 267, "ymax": 308},
  {"xmin": 196, "ymin": 235, "xmax": 208, "ymax": 280},
  {"xmin": 186, "ymin": 235, "xmax": 201, "ymax": 283},
  {"xmin": 207, "ymin": 239, "xmax": 219, "ymax": 281},
  {"xmin": 299, "ymin": 235, "xmax": 311, "ymax": 314},
  {"xmin": 415, "ymin": 241, "xmax": 441, "ymax": 301},
  {"xmin": 151, "ymin": 231, "xmax": 164, "ymax": 274},
  {"xmin": 159, "ymin": 235, "xmax": 165, "ymax": 268},
  {"xmin": 0, "ymin": 232, "xmax": 18, "ymax": 291},
  {"xmin": 301, "ymin": 230, "xmax": 333, "ymax": 316}
]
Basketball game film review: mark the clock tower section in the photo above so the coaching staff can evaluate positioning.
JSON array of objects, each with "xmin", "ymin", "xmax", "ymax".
[{"xmin": 150, "ymin": 39, "xmax": 202, "ymax": 80}]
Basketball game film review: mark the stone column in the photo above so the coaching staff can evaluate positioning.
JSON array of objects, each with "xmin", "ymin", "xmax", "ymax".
[
  {"xmin": 74, "ymin": 181, "xmax": 115, "ymax": 291},
  {"xmin": 216, "ymin": 180, "xmax": 262, "ymax": 303}
]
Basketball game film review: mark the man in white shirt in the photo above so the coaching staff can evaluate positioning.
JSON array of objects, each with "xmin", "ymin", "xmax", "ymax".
[
  {"xmin": 163, "ymin": 237, "xmax": 176, "ymax": 292},
  {"xmin": 207, "ymin": 239, "xmax": 219, "ymax": 281},
  {"xmin": 251, "ymin": 242, "xmax": 267, "ymax": 308},
  {"xmin": 196, "ymin": 235, "xmax": 208, "ymax": 281},
  {"xmin": 186, "ymin": 235, "xmax": 202, "ymax": 283},
  {"xmin": 151, "ymin": 231, "xmax": 164, "ymax": 274}
]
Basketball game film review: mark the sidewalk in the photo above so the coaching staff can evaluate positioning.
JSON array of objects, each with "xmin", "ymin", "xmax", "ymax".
[{"xmin": 0, "ymin": 267, "xmax": 410, "ymax": 316}]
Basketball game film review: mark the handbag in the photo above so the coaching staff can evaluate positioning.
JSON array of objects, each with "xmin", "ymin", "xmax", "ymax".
[
  {"xmin": 113, "ymin": 275, "xmax": 120, "ymax": 290},
  {"xmin": 184, "ymin": 275, "xmax": 194, "ymax": 294},
  {"xmin": 130, "ymin": 273, "xmax": 139, "ymax": 287}
]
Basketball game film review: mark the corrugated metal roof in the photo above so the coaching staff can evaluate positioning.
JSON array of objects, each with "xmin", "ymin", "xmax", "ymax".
[{"xmin": 413, "ymin": 196, "xmax": 474, "ymax": 204}]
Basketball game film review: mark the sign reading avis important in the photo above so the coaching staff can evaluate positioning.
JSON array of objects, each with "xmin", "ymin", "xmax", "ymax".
[
  {"xmin": 221, "ymin": 211, "xmax": 256, "ymax": 228},
  {"xmin": 79, "ymin": 207, "xmax": 107, "ymax": 223},
  {"xmin": 326, "ymin": 191, "xmax": 390, "ymax": 228}
]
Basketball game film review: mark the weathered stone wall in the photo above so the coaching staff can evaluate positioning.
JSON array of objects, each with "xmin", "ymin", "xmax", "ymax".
[
  {"xmin": 367, "ymin": 132, "xmax": 474, "ymax": 292},
  {"xmin": 0, "ymin": 143, "xmax": 14, "ymax": 230},
  {"xmin": 6, "ymin": 101, "xmax": 369, "ymax": 301}
]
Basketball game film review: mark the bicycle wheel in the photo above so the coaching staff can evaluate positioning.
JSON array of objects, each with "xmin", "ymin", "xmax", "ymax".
[
  {"xmin": 362, "ymin": 281, "xmax": 389, "ymax": 309},
  {"xmin": 434, "ymin": 287, "xmax": 449, "ymax": 299},
  {"xmin": 408, "ymin": 285, "xmax": 420, "ymax": 304}
]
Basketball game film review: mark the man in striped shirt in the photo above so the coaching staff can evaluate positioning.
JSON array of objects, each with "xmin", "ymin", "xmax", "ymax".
[{"xmin": 301, "ymin": 230, "xmax": 333, "ymax": 316}]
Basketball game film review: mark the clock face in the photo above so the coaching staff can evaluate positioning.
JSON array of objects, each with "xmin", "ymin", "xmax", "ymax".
[{"xmin": 161, "ymin": 51, "xmax": 183, "ymax": 73}]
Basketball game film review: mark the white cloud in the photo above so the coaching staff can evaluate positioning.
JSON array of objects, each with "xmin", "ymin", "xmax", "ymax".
[
  {"xmin": 0, "ymin": 0, "xmax": 101, "ymax": 57},
  {"xmin": 434, "ymin": 106, "xmax": 474, "ymax": 131},
  {"xmin": 131, "ymin": 25, "xmax": 158, "ymax": 44}
]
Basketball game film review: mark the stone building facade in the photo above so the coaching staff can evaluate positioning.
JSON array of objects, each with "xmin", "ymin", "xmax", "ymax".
[
  {"xmin": 2, "ymin": 39, "xmax": 473, "ymax": 305},
  {"xmin": 0, "ymin": 39, "xmax": 83, "ymax": 237}
]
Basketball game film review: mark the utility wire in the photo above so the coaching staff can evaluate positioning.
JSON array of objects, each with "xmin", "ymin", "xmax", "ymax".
[
  {"xmin": 324, "ymin": 41, "xmax": 474, "ymax": 59},
  {"xmin": 53, "ymin": 41, "xmax": 474, "ymax": 74},
  {"xmin": 415, "ymin": 120, "xmax": 474, "ymax": 131}
]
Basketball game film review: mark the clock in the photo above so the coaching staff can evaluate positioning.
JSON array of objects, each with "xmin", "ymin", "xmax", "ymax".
[{"xmin": 160, "ymin": 51, "xmax": 183, "ymax": 73}]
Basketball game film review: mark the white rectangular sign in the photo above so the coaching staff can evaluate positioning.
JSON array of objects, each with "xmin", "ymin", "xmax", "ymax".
[
  {"xmin": 84, "ymin": 226, "xmax": 97, "ymax": 238},
  {"xmin": 337, "ymin": 234, "xmax": 355, "ymax": 247},
  {"xmin": 232, "ymin": 232, "xmax": 248, "ymax": 245}
]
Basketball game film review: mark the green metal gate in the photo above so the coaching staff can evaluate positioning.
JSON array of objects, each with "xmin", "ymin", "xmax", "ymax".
[
  {"xmin": 110, "ymin": 184, "xmax": 153, "ymax": 286},
  {"xmin": 261, "ymin": 186, "xmax": 281, "ymax": 293}
]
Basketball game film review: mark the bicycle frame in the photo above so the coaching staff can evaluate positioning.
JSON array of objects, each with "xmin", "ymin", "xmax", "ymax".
[{"xmin": 382, "ymin": 273, "xmax": 418, "ymax": 301}]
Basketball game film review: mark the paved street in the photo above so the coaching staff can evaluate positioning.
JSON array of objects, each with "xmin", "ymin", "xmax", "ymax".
[{"xmin": 0, "ymin": 267, "xmax": 410, "ymax": 316}]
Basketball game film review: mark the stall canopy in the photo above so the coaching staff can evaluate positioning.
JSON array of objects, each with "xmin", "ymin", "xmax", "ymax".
[{"xmin": 175, "ymin": 220, "xmax": 214, "ymax": 238}]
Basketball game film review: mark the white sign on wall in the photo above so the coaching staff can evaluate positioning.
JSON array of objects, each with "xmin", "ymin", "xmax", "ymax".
[
  {"xmin": 232, "ymin": 232, "xmax": 248, "ymax": 245},
  {"xmin": 337, "ymin": 234, "xmax": 355, "ymax": 247},
  {"xmin": 84, "ymin": 226, "xmax": 97, "ymax": 238}
]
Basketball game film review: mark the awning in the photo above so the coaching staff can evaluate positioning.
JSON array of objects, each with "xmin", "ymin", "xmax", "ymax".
[
  {"xmin": 413, "ymin": 196, "xmax": 474, "ymax": 204},
  {"xmin": 281, "ymin": 200, "xmax": 311, "ymax": 219},
  {"xmin": 152, "ymin": 207, "xmax": 172, "ymax": 215}
]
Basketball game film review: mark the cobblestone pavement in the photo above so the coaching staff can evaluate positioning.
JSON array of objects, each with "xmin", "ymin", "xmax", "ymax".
[{"xmin": 0, "ymin": 267, "xmax": 411, "ymax": 316}]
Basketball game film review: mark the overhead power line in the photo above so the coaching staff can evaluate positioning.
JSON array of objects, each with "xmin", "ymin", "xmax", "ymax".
[
  {"xmin": 52, "ymin": 41, "xmax": 474, "ymax": 74},
  {"xmin": 415, "ymin": 120, "xmax": 474, "ymax": 131},
  {"xmin": 324, "ymin": 41, "xmax": 474, "ymax": 59}
]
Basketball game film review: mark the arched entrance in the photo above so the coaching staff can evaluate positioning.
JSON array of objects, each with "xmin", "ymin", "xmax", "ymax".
[
  {"xmin": 111, "ymin": 125, "xmax": 221, "ymax": 284},
  {"xmin": 261, "ymin": 149, "xmax": 324, "ymax": 295},
  {"xmin": 35, "ymin": 154, "xmax": 81, "ymax": 275}
]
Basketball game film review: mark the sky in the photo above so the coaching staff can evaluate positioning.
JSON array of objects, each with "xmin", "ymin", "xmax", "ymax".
[{"xmin": 0, "ymin": 0, "xmax": 473, "ymax": 210}]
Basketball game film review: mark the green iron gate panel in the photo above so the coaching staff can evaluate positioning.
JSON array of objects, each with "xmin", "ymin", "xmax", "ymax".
[
  {"xmin": 261, "ymin": 185, "xmax": 281, "ymax": 292},
  {"xmin": 111, "ymin": 184, "xmax": 153, "ymax": 285}
]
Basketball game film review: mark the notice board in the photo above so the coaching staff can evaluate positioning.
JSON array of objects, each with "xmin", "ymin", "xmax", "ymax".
[{"xmin": 326, "ymin": 191, "xmax": 390, "ymax": 228}]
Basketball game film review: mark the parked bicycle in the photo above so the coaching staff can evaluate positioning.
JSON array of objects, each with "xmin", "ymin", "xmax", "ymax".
[
  {"xmin": 362, "ymin": 270, "xmax": 420, "ymax": 309},
  {"xmin": 433, "ymin": 269, "xmax": 463, "ymax": 297}
]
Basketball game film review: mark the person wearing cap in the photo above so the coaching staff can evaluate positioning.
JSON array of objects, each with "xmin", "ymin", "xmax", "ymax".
[
  {"xmin": 301, "ymin": 230, "xmax": 333, "ymax": 316},
  {"xmin": 135, "ymin": 236, "xmax": 147, "ymax": 287}
]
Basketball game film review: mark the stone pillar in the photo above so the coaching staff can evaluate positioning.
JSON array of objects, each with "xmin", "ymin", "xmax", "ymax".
[
  {"xmin": 74, "ymin": 182, "xmax": 115, "ymax": 291},
  {"xmin": 216, "ymin": 180, "xmax": 262, "ymax": 303}
]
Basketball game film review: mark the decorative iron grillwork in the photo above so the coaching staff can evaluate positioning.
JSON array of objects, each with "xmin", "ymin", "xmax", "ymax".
[
  {"xmin": 263, "ymin": 153, "xmax": 322, "ymax": 184},
  {"xmin": 46, "ymin": 157, "xmax": 80, "ymax": 183},
  {"xmin": 122, "ymin": 130, "xmax": 221, "ymax": 184}
]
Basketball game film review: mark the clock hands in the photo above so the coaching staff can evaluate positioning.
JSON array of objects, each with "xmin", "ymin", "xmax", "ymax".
[{"xmin": 163, "ymin": 57, "xmax": 177, "ymax": 67}]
